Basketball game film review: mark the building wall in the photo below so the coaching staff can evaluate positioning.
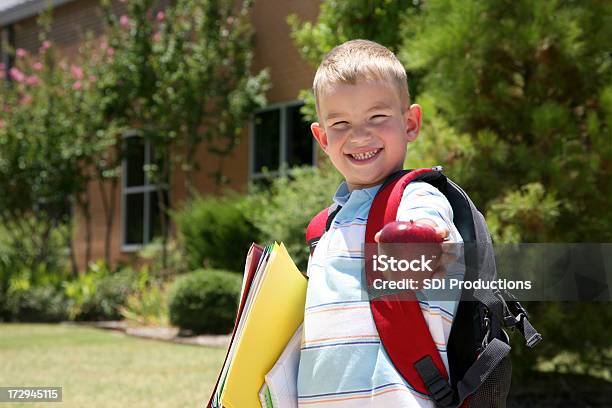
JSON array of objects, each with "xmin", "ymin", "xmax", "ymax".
[
  {"xmin": 7, "ymin": 0, "xmax": 320, "ymax": 270},
  {"xmin": 12, "ymin": 0, "xmax": 126, "ymax": 55}
]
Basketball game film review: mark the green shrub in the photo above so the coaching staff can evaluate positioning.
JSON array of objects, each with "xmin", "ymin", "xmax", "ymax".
[
  {"xmin": 510, "ymin": 302, "xmax": 612, "ymax": 383},
  {"xmin": 79, "ymin": 268, "xmax": 139, "ymax": 321},
  {"xmin": 174, "ymin": 194, "xmax": 259, "ymax": 272},
  {"xmin": 167, "ymin": 269, "xmax": 241, "ymax": 334},
  {"xmin": 0, "ymin": 217, "xmax": 70, "ymax": 319},
  {"xmin": 243, "ymin": 161, "xmax": 342, "ymax": 271},
  {"xmin": 64, "ymin": 262, "xmax": 139, "ymax": 321},
  {"xmin": 120, "ymin": 268, "xmax": 169, "ymax": 327},
  {"xmin": 4, "ymin": 285, "xmax": 68, "ymax": 322},
  {"xmin": 138, "ymin": 239, "xmax": 187, "ymax": 279}
]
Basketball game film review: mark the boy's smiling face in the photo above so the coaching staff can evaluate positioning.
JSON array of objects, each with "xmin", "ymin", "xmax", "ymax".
[{"xmin": 311, "ymin": 80, "xmax": 422, "ymax": 191}]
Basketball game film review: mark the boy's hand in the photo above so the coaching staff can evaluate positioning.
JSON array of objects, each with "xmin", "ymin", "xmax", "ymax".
[
  {"xmin": 373, "ymin": 219, "xmax": 449, "ymax": 243},
  {"xmin": 373, "ymin": 219, "xmax": 452, "ymax": 290}
]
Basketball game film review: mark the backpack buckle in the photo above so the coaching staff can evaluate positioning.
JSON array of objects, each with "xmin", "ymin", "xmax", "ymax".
[
  {"xmin": 494, "ymin": 290, "xmax": 543, "ymax": 347},
  {"xmin": 427, "ymin": 377, "xmax": 454, "ymax": 407},
  {"xmin": 414, "ymin": 355, "xmax": 454, "ymax": 407},
  {"xmin": 495, "ymin": 290, "xmax": 528, "ymax": 326}
]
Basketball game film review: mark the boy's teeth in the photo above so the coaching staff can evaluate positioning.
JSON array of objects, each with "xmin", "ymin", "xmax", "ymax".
[{"xmin": 351, "ymin": 149, "xmax": 378, "ymax": 160}]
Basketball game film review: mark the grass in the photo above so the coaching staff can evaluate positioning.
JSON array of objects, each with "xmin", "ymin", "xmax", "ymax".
[
  {"xmin": 3, "ymin": 324, "xmax": 610, "ymax": 407},
  {"xmin": 0, "ymin": 323, "xmax": 226, "ymax": 407}
]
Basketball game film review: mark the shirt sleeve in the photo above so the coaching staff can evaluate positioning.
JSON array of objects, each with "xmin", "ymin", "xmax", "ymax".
[
  {"xmin": 397, "ymin": 182, "xmax": 465, "ymax": 319},
  {"xmin": 396, "ymin": 181, "xmax": 463, "ymax": 243}
]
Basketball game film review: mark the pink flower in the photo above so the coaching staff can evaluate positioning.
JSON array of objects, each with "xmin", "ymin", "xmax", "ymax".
[
  {"xmin": 89, "ymin": 75, "xmax": 97, "ymax": 82},
  {"xmin": 156, "ymin": 11, "xmax": 165, "ymax": 22},
  {"xmin": 9, "ymin": 67, "xmax": 25, "ymax": 82},
  {"xmin": 71, "ymin": 65, "xmax": 83, "ymax": 80},
  {"xmin": 100, "ymin": 40, "xmax": 108, "ymax": 50},
  {"xmin": 119, "ymin": 15, "xmax": 130, "ymax": 28},
  {"xmin": 32, "ymin": 62, "xmax": 44, "ymax": 71},
  {"xmin": 107, "ymin": 47, "xmax": 115, "ymax": 57},
  {"xmin": 41, "ymin": 40, "xmax": 51, "ymax": 50},
  {"xmin": 153, "ymin": 32, "xmax": 161, "ymax": 42},
  {"xmin": 20, "ymin": 94, "xmax": 32, "ymax": 105},
  {"xmin": 26, "ymin": 75, "xmax": 39, "ymax": 86},
  {"xmin": 73, "ymin": 81, "xmax": 82, "ymax": 90},
  {"xmin": 16, "ymin": 48, "xmax": 27, "ymax": 58}
]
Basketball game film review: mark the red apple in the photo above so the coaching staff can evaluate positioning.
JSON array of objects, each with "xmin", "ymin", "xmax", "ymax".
[{"xmin": 379, "ymin": 220, "xmax": 443, "ymax": 243}]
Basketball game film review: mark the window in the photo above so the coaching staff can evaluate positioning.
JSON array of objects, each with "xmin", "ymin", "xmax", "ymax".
[
  {"xmin": 250, "ymin": 101, "xmax": 316, "ymax": 179},
  {"xmin": 121, "ymin": 131, "xmax": 168, "ymax": 251}
]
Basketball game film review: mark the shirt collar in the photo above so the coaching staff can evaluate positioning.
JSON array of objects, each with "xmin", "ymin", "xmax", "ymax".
[{"xmin": 332, "ymin": 180, "xmax": 384, "ymax": 206}]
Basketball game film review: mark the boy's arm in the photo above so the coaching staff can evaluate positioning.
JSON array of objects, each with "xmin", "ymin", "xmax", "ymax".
[{"xmin": 374, "ymin": 181, "xmax": 457, "ymax": 243}]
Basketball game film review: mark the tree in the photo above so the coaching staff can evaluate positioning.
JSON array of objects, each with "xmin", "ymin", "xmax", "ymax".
[
  {"xmin": 0, "ymin": 12, "xmax": 115, "ymax": 275},
  {"xmin": 101, "ymin": 0, "xmax": 269, "ymax": 192},
  {"xmin": 100, "ymin": 0, "xmax": 270, "ymax": 269},
  {"xmin": 400, "ymin": 0, "xmax": 612, "ymax": 243},
  {"xmin": 287, "ymin": 0, "xmax": 418, "ymax": 121}
]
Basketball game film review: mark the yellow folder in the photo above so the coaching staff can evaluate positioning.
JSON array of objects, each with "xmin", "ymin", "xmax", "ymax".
[{"xmin": 220, "ymin": 242, "xmax": 307, "ymax": 408}]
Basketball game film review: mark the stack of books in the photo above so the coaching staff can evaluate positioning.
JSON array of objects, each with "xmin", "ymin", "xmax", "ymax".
[{"xmin": 208, "ymin": 242, "xmax": 307, "ymax": 408}]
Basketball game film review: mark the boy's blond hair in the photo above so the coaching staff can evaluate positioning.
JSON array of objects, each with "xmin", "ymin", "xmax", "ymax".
[{"xmin": 313, "ymin": 39, "xmax": 410, "ymax": 119}]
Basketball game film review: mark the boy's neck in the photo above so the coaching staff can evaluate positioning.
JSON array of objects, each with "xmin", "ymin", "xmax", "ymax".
[{"xmin": 347, "ymin": 181, "xmax": 383, "ymax": 192}]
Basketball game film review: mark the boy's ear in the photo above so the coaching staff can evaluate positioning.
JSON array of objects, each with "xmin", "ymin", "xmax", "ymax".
[
  {"xmin": 311, "ymin": 122, "xmax": 329, "ymax": 151},
  {"xmin": 405, "ymin": 104, "xmax": 422, "ymax": 142}
]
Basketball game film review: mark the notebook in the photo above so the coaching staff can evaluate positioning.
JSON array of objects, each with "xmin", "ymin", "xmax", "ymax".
[{"xmin": 215, "ymin": 243, "xmax": 307, "ymax": 408}]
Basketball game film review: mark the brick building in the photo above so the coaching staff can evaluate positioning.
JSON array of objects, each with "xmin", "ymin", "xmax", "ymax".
[{"xmin": 0, "ymin": 0, "xmax": 321, "ymax": 270}]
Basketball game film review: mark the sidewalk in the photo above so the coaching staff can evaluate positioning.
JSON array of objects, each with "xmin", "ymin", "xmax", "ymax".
[{"xmin": 62, "ymin": 321, "xmax": 231, "ymax": 348}]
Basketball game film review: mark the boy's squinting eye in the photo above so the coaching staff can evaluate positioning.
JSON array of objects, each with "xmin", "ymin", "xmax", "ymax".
[
  {"xmin": 370, "ymin": 114, "xmax": 389, "ymax": 121},
  {"xmin": 331, "ymin": 121, "xmax": 349, "ymax": 128}
]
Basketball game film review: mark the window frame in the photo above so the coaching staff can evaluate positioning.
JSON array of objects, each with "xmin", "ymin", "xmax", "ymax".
[
  {"xmin": 121, "ymin": 130, "xmax": 164, "ymax": 252},
  {"xmin": 249, "ymin": 100, "xmax": 317, "ymax": 180}
]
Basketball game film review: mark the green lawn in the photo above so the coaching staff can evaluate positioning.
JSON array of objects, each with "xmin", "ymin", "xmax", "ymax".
[{"xmin": 0, "ymin": 324, "xmax": 226, "ymax": 407}]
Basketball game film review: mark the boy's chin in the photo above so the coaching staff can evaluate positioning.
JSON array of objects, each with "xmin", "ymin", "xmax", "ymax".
[{"xmin": 346, "ymin": 174, "xmax": 387, "ymax": 190}]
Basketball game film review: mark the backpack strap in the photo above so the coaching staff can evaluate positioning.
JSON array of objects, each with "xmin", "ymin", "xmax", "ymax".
[
  {"xmin": 364, "ymin": 167, "xmax": 436, "ymax": 242},
  {"xmin": 306, "ymin": 204, "xmax": 342, "ymax": 256},
  {"xmin": 306, "ymin": 208, "xmax": 329, "ymax": 256},
  {"xmin": 364, "ymin": 167, "xmax": 454, "ymax": 402}
]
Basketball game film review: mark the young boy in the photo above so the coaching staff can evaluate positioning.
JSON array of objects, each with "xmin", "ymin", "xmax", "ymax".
[{"xmin": 297, "ymin": 39, "xmax": 463, "ymax": 407}]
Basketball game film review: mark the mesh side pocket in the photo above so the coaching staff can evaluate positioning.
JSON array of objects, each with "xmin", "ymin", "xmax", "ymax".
[{"xmin": 468, "ymin": 355, "xmax": 512, "ymax": 408}]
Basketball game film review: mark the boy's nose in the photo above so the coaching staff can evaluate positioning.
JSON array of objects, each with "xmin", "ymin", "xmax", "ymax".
[{"xmin": 350, "ymin": 126, "xmax": 373, "ymax": 143}]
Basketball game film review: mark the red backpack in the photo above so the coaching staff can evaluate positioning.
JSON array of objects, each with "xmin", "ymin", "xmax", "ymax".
[{"xmin": 306, "ymin": 167, "xmax": 542, "ymax": 407}]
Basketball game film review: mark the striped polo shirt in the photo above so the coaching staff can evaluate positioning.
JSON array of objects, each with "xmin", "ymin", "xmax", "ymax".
[{"xmin": 297, "ymin": 180, "xmax": 464, "ymax": 407}]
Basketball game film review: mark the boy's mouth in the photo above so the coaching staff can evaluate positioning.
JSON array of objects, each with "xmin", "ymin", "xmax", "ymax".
[{"xmin": 346, "ymin": 148, "xmax": 383, "ymax": 164}]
